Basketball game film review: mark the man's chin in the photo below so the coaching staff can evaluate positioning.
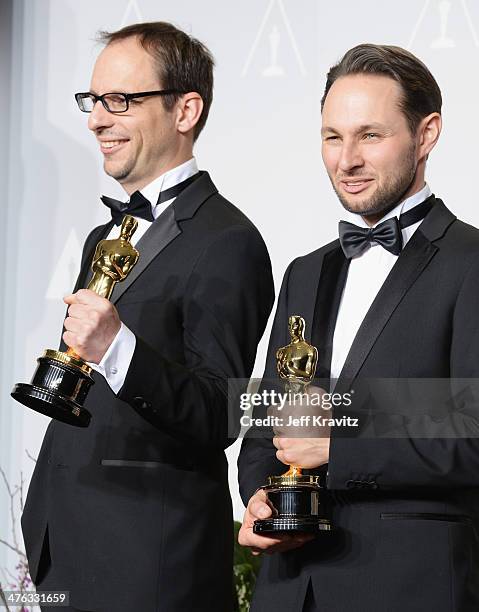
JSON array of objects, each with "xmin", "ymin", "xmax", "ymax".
[
  {"xmin": 338, "ymin": 194, "xmax": 378, "ymax": 216},
  {"xmin": 335, "ymin": 186, "xmax": 392, "ymax": 218},
  {"xmin": 103, "ymin": 161, "xmax": 131, "ymax": 183}
]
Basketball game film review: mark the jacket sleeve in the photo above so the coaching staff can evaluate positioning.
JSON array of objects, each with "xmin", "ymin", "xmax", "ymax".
[
  {"xmin": 238, "ymin": 260, "xmax": 296, "ymax": 504},
  {"xmin": 118, "ymin": 225, "xmax": 274, "ymax": 450},
  {"xmin": 327, "ymin": 258, "xmax": 479, "ymax": 491}
]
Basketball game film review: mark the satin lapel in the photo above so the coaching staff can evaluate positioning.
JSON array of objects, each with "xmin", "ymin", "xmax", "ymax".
[
  {"xmin": 289, "ymin": 254, "xmax": 329, "ymax": 349},
  {"xmin": 311, "ymin": 244, "xmax": 349, "ymax": 383},
  {"xmin": 110, "ymin": 206, "xmax": 180, "ymax": 304},
  {"xmin": 335, "ymin": 230, "xmax": 438, "ymax": 393},
  {"xmin": 74, "ymin": 222, "xmax": 113, "ymax": 292},
  {"xmin": 109, "ymin": 171, "xmax": 217, "ymax": 304}
]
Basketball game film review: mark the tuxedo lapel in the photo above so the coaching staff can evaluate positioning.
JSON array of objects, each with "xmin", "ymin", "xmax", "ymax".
[
  {"xmin": 334, "ymin": 198, "xmax": 456, "ymax": 393},
  {"xmin": 110, "ymin": 205, "xmax": 180, "ymax": 303},
  {"xmin": 311, "ymin": 244, "xmax": 350, "ymax": 383},
  {"xmin": 110, "ymin": 171, "xmax": 217, "ymax": 304}
]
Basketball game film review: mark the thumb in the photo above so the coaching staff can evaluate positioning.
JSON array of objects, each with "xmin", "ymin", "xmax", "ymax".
[
  {"xmin": 250, "ymin": 499, "xmax": 272, "ymax": 520},
  {"xmin": 63, "ymin": 293, "xmax": 76, "ymax": 304}
]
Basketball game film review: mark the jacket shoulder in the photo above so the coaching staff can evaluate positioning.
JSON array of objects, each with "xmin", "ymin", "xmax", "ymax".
[
  {"xmin": 286, "ymin": 238, "xmax": 340, "ymax": 279},
  {"xmin": 195, "ymin": 192, "xmax": 269, "ymax": 252},
  {"xmin": 446, "ymin": 218, "xmax": 479, "ymax": 254}
]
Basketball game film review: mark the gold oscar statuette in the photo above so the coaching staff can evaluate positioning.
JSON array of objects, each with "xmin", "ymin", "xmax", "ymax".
[
  {"xmin": 253, "ymin": 315, "xmax": 333, "ymax": 534},
  {"xmin": 11, "ymin": 215, "xmax": 140, "ymax": 427}
]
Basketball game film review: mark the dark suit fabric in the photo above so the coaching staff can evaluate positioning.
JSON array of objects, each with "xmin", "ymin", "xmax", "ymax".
[
  {"xmin": 21, "ymin": 172, "xmax": 274, "ymax": 612},
  {"xmin": 239, "ymin": 199, "xmax": 479, "ymax": 612}
]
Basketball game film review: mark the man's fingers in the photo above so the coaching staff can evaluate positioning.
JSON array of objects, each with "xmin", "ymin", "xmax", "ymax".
[
  {"xmin": 249, "ymin": 499, "xmax": 272, "ymax": 520},
  {"xmin": 273, "ymin": 436, "xmax": 281, "ymax": 450},
  {"xmin": 66, "ymin": 303, "xmax": 91, "ymax": 319},
  {"xmin": 62, "ymin": 331, "xmax": 76, "ymax": 349},
  {"xmin": 63, "ymin": 293, "xmax": 75, "ymax": 305},
  {"xmin": 239, "ymin": 489, "xmax": 315, "ymax": 554},
  {"xmin": 238, "ymin": 528, "xmax": 282, "ymax": 549},
  {"xmin": 63, "ymin": 317, "xmax": 82, "ymax": 332},
  {"xmin": 238, "ymin": 526, "xmax": 299, "ymax": 551},
  {"xmin": 238, "ymin": 526, "xmax": 313, "ymax": 554},
  {"xmin": 273, "ymin": 436, "xmax": 291, "ymax": 450},
  {"xmin": 63, "ymin": 289, "xmax": 100, "ymax": 306}
]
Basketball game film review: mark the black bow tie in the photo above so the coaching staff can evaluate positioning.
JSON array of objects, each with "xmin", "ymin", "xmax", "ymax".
[
  {"xmin": 338, "ymin": 196, "xmax": 434, "ymax": 259},
  {"xmin": 101, "ymin": 190, "xmax": 154, "ymax": 225},
  {"xmin": 101, "ymin": 173, "xmax": 199, "ymax": 225}
]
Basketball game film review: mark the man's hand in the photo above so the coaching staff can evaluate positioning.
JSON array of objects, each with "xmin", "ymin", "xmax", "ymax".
[
  {"xmin": 238, "ymin": 489, "xmax": 314, "ymax": 555},
  {"xmin": 273, "ymin": 436, "xmax": 330, "ymax": 469},
  {"xmin": 63, "ymin": 289, "xmax": 121, "ymax": 363},
  {"xmin": 270, "ymin": 385, "xmax": 331, "ymax": 469}
]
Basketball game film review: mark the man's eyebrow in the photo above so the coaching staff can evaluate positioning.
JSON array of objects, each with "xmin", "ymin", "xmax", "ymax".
[
  {"xmin": 321, "ymin": 126, "xmax": 338, "ymax": 134},
  {"xmin": 354, "ymin": 123, "xmax": 386, "ymax": 132},
  {"xmin": 321, "ymin": 123, "xmax": 387, "ymax": 135}
]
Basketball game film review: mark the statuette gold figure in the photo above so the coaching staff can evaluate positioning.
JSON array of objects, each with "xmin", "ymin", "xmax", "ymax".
[
  {"xmin": 88, "ymin": 215, "xmax": 139, "ymax": 299},
  {"xmin": 276, "ymin": 315, "xmax": 318, "ymax": 479}
]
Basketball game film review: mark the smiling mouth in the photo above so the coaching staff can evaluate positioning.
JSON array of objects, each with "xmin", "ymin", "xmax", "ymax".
[
  {"xmin": 99, "ymin": 140, "xmax": 129, "ymax": 155},
  {"xmin": 340, "ymin": 179, "xmax": 374, "ymax": 194}
]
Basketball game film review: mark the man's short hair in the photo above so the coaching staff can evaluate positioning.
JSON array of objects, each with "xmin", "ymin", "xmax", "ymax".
[
  {"xmin": 321, "ymin": 44, "xmax": 442, "ymax": 134},
  {"xmin": 98, "ymin": 21, "xmax": 214, "ymax": 140}
]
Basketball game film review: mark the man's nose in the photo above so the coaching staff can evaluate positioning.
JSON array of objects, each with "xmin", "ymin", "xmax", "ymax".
[
  {"xmin": 338, "ymin": 141, "xmax": 363, "ymax": 173},
  {"xmin": 88, "ymin": 100, "xmax": 114, "ymax": 132}
]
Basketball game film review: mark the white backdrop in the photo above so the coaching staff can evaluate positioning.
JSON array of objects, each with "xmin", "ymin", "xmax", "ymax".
[{"xmin": 2, "ymin": 0, "xmax": 479, "ymax": 577}]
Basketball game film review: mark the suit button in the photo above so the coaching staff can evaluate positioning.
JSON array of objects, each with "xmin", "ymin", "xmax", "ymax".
[{"xmin": 346, "ymin": 479, "xmax": 355, "ymax": 489}]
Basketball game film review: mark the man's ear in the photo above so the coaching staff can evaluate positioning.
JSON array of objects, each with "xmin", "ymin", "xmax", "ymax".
[
  {"xmin": 417, "ymin": 112, "xmax": 442, "ymax": 159},
  {"xmin": 176, "ymin": 93, "xmax": 204, "ymax": 136}
]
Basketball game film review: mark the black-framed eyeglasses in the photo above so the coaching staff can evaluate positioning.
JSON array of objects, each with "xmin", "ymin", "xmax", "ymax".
[{"xmin": 74, "ymin": 90, "xmax": 185, "ymax": 114}]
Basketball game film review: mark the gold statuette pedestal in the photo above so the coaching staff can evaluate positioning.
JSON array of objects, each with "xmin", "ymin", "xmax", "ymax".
[
  {"xmin": 11, "ymin": 216, "xmax": 139, "ymax": 428},
  {"xmin": 253, "ymin": 315, "xmax": 333, "ymax": 534}
]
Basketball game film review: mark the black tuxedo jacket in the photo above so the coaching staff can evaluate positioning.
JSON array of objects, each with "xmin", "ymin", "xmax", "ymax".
[
  {"xmin": 21, "ymin": 172, "xmax": 274, "ymax": 612},
  {"xmin": 239, "ymin": 198, "xmax": 479, "ymax": 612}
]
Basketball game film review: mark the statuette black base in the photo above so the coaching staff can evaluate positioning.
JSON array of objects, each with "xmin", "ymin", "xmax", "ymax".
[
  {"xmin": 11, "ymin": 350, "xmax": 93, "ymax": 428},
  {"xmin": 253, "ymin": 474, "xmax": 333, "ymax": 534},
  {"xmin": 253, "ymin": 516, "xmax": 331, "ymax": 533}
]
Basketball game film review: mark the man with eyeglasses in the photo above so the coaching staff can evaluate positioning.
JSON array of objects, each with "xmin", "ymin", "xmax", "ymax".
[{"xmin": 21, "ymin": 21, "xmax": 274, "ymax": 612}]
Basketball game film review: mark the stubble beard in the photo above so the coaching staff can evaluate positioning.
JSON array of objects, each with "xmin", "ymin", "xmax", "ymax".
[
  {"xmin": 331, "ymin": 142, "xmax": 418, "ymax": 219},
  {"xmin": 104, "ymin": 156, "xmax": 136, "ymax": 183}
]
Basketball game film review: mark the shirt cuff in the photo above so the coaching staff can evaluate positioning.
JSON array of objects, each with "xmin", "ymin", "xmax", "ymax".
[{"xmin": 88, "ymin": 322, "xmax": 136, "ymax": 394}]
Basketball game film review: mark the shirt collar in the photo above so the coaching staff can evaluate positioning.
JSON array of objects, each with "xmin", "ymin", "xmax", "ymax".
[
  {"xmin": 342, "ymin": 183, "xmax": 432, "ymax": 229},
  {"xmin": 125, "ymin": 157, "xmax": 199, "ymax": 220}
]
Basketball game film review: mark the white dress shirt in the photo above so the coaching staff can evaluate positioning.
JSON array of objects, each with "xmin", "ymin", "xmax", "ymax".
[
  {"xmin": 88, "ymin": 157, "xmax": 199, "ymax": 393},
  {"xmin": 330, "ymin": 183, "xmax": 432, "ymax": 386}
]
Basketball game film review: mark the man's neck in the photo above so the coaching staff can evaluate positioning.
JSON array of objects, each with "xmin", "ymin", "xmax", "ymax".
[
  {"xmin": 136, "ymin": 158, "xmax": 199, "ymax": 218},
  {"xmin": 361, "ymin": 181, "xmax": 428, "ymax": 227},
  {"xmin": 122, "ymin": 150, "xmax": 195, "ymax": 196}
]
